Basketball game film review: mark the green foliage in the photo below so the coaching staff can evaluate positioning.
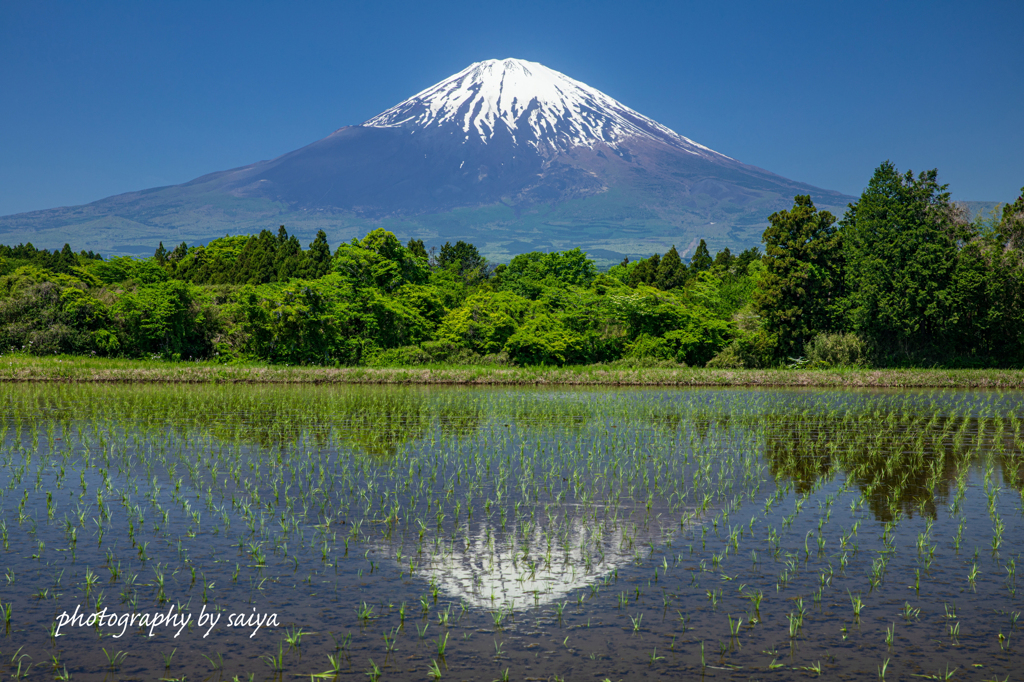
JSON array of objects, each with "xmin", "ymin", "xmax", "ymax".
[
  {"xmin": 86, "ymin": 256, "xmax": 169, "ymax": 285},
  {"xmin": 3, "ymin": 172, "xmax": 1022, "ymax": 370},
  {"xmin": 170, "ymin": 235, "xmax": 250, "ymax": 284},
  {"xmin": 0, "ymin": 267, "xmax": 111, "ymax": 355},
  {"xmin": 435, "ymin": 292, "xmax": 531, "ymax": 355},
  {"xmin": 110, "ymin": 280, "xmax": 216, "ymax": 359},
  {"xmin": 753, "ymin": 195, "xmax": 843, "ymax": 359},
  {"xmin": 997, "ymin": 187, "xmax": 1024, "ymax": 249},
  {"xmin": 0, "ymin": 242, "xmax": 102, "ymax": 277},
  {"xmin": 302, "ymin": 231, "xmax": 333, "ymax": 280},
  {"xmin": 654, "ymin": 246, "xmax": 687, "ymax": 290},
  {"xmin": 608, "ymin": 283, "xmax": 734, "ymax": 365},
  {"xmin": 406, "ymin": 238, "xmax": 428, "ymax": 261},
  {"xmin": 503, "ymin": 313, "xmax": 584, "ymax": 366},
  {"xmin": 841, "ymin": 162, "xmax": 973, "ymax": 363},
  {"xmin": 689, "ymin": 239, "xmax": 712, "ymax": 272},
  {"xmin": 437, "ymin": 240, "xmax": 487, "ymax": 282},
  {"xmin": 333, "ymin": 229, "xmax": 429, "ymax": 292},
  {"xmin": 498, "ymin": 248, "xmax": 597, "ymax": 298}
]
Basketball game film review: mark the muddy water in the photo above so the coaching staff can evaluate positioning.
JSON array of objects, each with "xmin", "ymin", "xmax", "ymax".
[{"xmin": 0, "ymin": 384, "xmax": 1021, "ymax": 680}]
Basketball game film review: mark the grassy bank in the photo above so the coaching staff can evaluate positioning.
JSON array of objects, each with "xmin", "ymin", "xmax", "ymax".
[{"xmin": 2, "ymin": 354, "xmax": 1024, "ymax": 388}]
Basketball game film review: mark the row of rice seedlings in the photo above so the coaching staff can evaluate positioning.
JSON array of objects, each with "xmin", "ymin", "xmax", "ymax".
[{"xmin": 0, "ymin": 384, "xmax": 1021, "ymax": 679}]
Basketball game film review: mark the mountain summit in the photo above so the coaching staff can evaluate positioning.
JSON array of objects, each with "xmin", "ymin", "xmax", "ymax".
[
  {"xmin": 0, "ymin": 59, "xmax": 852, "ymax": 262},
  {"xmin": 363, "ymin": 58, "xmax": 725, "ymax": 161}
]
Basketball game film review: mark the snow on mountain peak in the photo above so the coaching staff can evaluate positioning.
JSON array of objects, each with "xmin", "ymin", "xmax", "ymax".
[{"xmin": 363, "ymin": 58, "xmax": 728, "ymax": 159}]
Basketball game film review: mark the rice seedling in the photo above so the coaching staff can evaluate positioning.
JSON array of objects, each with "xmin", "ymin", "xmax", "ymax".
[
  {"xmin": 260, "ymin": 642, "xmax": 286, "ymax": 672},
  {"xmin": 201, "ymin": 651, "xmax": 225, "ymax": 670},
  {"xmin": 101, "ymin": 648, "xmax": 127, "ymax": 672},
  {"xmin": 284, "ymin": 626, "xmax": 305, "ymax": 649}
]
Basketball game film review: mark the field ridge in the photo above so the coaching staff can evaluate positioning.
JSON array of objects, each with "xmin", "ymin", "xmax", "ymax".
[{"xmin": 4, "ymin": 356, "xmax": 1024, "ymax": 388}]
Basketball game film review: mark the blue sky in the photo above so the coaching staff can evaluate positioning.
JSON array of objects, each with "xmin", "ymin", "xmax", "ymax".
[{"xmin": 1, "ymin": 0, "xmax": 1021, "ymax": 216}]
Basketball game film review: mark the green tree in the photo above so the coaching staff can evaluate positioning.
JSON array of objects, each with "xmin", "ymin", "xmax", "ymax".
[
  {"xmin": 689, "ymin": 239, "xmax": 712, "ymax": 272},
  {"xmin": 713, "ymin": 247, "xmax": 734, "ymax": 270},
  {"xmin": 234, "ymin": 230, "xmax": 279, "ymax": 285},
  {"xmin": 997, "ymin": 186, "xmax": 1024, "ymax": 249},
  {"xmin": 753, "ymin": 195, "xmax": 843, "ymax": 358},
  {"xmin": 499, "ymin": 249, "xmax": 597, "ymax": 299},
  {"xmin": 626, "ymin": 253, "xmax": 659, "ymax": 287},
  {"xmin": 841, "ymin": 162, "xmax": 968, "ymax": 362},
  {"xmin": 654, "ymin": 246, "xmax": 687, "ymax": 290},
  {"xmin": 406, "ymin": 238, "xmax": 428, "ymax": 262},
  {"xmin": 302, "ymin": 230, "xmax": 333, "ymax": 280},
  {"xmin": 437, "ymin": 240, "xmax": 487, "ymax": 280},
  {"xmin": 154, "ymin": 242, "xmax": 168, "ymax": 266}
]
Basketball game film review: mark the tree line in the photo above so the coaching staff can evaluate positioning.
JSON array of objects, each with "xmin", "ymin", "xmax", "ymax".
[{"xmin": 0, "ymin": 161, "xmax": 1020, "ymax": 368}]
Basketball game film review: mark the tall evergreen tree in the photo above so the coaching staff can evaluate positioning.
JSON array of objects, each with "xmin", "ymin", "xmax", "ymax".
[
  {"xmin": 235, "ymin": 230, "xmax": 279, "ymax": 285},
  {"xmin": 654, "ymin": 246, "xmax": 687, "ymax": 290},
  {"xmin": 841, "ymin": 161, "xmax": 966, "ymax": 361},
  {"xmin": 689, "ymin": 239, "xmax": 712, "ymax": 272},
  {"xmin": 276, "ymin": 232, "xmax": 303, "ymax": 281},
  {"xmin": 753, "ymin": 195, "xmax": 843, "ymax": 358},
  {"xmin": 302, "ymin": 230, "xmax": 332, "ymax": 280},
  {"xmin": 734, "ymin": 247, "xmax": 762, "ymax": 272},
  {"xmin": 626, "ymin": 253, "xmax": 659, "ymax": 287},
  {"xmin": 58, "ymin": 243, "xmax": 77, "ymax": 272},
  {"xmin": 713, "ymin": 247, "xmax": 734, "ymax": 270}
]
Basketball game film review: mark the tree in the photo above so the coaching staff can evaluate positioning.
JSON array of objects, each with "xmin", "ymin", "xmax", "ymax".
[
  {"xmin": 713, "ymin": 247, "xmax": 734, "ymax": 270},
  {"xmin": 499, "ymin": 249, "xmax": 597, "ymax": 299},
  {"xmin": 626, "ymin": 253, "xmax": 659, "ymax": 287},
  {"xmin": 654, "ymin": 246, "xmax": 687, "ymax": 290},
  {"xmin": 406, "ymin": 238, "xmax": 428, "ymax": 262},
  {"xmin": 170, "ymin": 242, "xmax": 189, "ymax": 262},
  {"xmin": 302, "ymin": 230, "xmax": 333, "ymax": 280},
  {"xmin": 437, "ymin": 240, "xmax": 486, "ymax": 280},
  {"xmin": 276, "ymin": 232, "xmax": 303, "ymax": 281},
  {"xmin": 689, "ymin": 239, "xmax": 712, "ymax": 272},
  {"xmin": 234, "ymin": 230, "xmax": 278, "ymax": 285},
  {"xmin": 997, "ymin": 186, "xmax": 1024, "ymax": 249},
  {"xmin": 841, "ymin": 161, "xmax": 967, "ymax": 361},
  {"xmin": 56, "ymin": 244, "xmax": 77, "ymax": 273},
  {"xmin": 734, "ymin": 247, "xmax": 762, "ymax": 272},
  {"xmin": 753, "ymin": 195, "xmax": 843, "ymax": 358}
]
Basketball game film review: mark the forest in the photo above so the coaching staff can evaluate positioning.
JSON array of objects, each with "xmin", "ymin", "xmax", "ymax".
[{"xmin": 1, "ymin": 162, "xmax": 1022, "ymax": 368}]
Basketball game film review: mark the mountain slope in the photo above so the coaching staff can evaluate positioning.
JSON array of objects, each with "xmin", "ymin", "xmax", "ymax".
[{"xmin": 0, "ymin": 58, "xmax": 854, "ymax": 263}]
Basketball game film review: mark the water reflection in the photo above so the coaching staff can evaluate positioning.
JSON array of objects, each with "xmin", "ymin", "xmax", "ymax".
[{"xmin": 384, "ymin": 511, "xmax": 700, "ymax": 610}]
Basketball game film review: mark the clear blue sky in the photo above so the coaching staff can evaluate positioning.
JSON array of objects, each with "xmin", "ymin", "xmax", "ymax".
[{"xmin": 1, "ymin": 0, "xmax": 1021, "ymax": 216}]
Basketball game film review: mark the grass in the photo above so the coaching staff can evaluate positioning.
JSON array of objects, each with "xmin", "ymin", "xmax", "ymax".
[{"xmin": 4, "ymin": 353, "xmax": 1024, "ymax": 387}]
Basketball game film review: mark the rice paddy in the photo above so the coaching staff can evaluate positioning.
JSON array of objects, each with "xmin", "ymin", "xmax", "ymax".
[{"xmin": 0, "ymin": 384, "xmax": 1022, "ymax": 680}]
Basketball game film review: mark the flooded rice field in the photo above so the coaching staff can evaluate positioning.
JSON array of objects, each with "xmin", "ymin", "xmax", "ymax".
[{"xmin": 0, "ymin": 384, "xmax": 1022, "ymax": 681}]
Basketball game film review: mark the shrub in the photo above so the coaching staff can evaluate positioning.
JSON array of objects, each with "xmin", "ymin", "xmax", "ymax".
[
  {"xmin": 503, "ymin": 314, "xmax": 584, "ymax": 366},
  {"xmin": 803, "ymin": 332, "xmax": 869, "ymax": 368}
]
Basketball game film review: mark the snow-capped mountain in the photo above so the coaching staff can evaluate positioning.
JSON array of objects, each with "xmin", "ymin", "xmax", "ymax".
[
  {"xmin": 0, "ymin": 59, "xmax": 852, "ymax": 262},
  {"xmin": 364, "ymin": 58, "xmax": 725, "ymax": 160}
]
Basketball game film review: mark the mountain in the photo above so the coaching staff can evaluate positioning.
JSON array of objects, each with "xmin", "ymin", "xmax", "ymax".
[{"xmin": 0, "ymin": 58, "xmax": 854, "ymax": 264}]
